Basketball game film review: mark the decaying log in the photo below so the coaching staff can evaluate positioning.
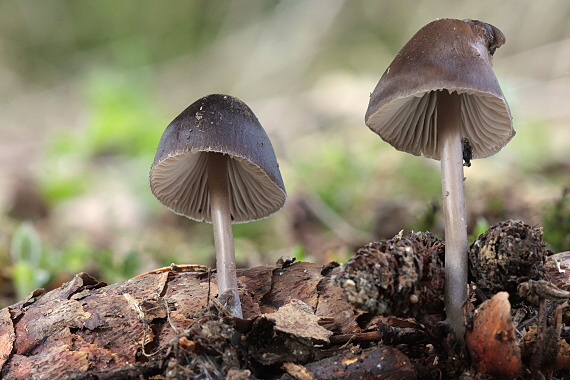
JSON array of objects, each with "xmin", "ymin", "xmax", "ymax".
[
  {"xmin": 0, "ymin": 262, "xmax": 396, "ymax": 379},
  {"xmin": 2, "ymin": 241, "xmax": 567, "ymax": 378}
]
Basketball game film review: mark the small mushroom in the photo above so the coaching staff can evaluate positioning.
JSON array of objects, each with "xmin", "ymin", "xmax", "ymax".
[
  {"xmin": 365, "ymin": 19, "xmax": 514, "ymax": 337},
  {"xmin": 150, "ymin": 94, "xmax": 287, "ymax": 317}
]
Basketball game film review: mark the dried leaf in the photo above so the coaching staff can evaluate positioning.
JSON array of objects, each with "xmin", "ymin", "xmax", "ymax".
[
  {"xmin": 283, "ymin": 362, "xmax": 316, "ymax": 380},
  {"xmin": 466, "ymin": 292, "xmax": 522, "ymax": 379},
  {"xmin": 263, "ymin": 299, "xmax": 332, "ymax": 343}
]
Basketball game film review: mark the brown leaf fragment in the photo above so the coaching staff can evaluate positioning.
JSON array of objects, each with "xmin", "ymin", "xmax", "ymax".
[
  {"xmin": 226, "ymin": 368, "xmax": 253, "ymax": 379},
  {"xmin": 283, "ymin": 362, "xmax": 317, "ymax": 380},
  {"xmin": 304, "ymin": 345, "xmax": 416, "ymax": 379},
  {"xmin": 263, "ymin": 299, "xmax": 333, "ymax": 343},
  {"xmin": 465, "ymin": 291, "xmax": 522, "ymax": 379}
]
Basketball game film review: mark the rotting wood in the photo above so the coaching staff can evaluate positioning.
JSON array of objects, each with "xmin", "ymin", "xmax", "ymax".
[
  {"xmin": 0, "ymin": 262, "xmax": 370, "ymax": 379},
  {"xmin": 0, "ymin": 250, "xmax": 568, "ymax": 378}
]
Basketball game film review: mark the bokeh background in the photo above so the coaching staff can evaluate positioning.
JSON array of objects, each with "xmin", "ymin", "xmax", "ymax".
[{"xmin": 0, "ymin": 0, "xmax": 569, "ymax": 306}]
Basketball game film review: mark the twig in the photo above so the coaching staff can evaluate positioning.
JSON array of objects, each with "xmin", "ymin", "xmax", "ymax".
[
  {"xmin": 328, "ymin": 331, "xmax": 382, "ymax": 346},
  {"xmin": 554, "ymin": 301, "xmax": 569, "ymax": 338},
  {"xmin": 164, "ymin": 298, "xmax": 181, "ymax": 335},
  {"xmin": 132, "ymin": 263, "xmax": 208, "ymax": 278},
  {"xmin": 206, "ymin": 268, "xmax": 212, "ymax": 308}
]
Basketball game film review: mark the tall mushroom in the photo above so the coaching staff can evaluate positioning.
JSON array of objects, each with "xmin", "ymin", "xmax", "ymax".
[
  {"xmin": 150, "ymin": 94, "xmax": 287, "ymax": 318},
  {"xmin": 365, "ymin": 19, "xmax": 514, "ymax": 337}
]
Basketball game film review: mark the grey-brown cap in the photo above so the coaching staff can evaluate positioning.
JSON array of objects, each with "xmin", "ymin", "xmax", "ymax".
[
  {"xmin": 365, "ymin": 18, "xmax": 514, "ymax": 160},
  {"xmin": 150, "ymin": 94, "xmax": 286, "ymax": 223}
]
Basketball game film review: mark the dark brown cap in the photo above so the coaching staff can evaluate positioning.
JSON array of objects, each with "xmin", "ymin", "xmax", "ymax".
[
  {"xmin": 150, "ymin": 94, "xmax": 286, "ymax": 223},
  {"xmin": 365, "ymin": 18, "xmax": 514, "ymax": 160}
]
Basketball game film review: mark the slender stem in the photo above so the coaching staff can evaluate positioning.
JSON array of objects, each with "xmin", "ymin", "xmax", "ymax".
[
  {"xmin": 537, "ymin": 298, "xmax": 546, "ymax": 337},
  {"xmin": 207, "ymin": 152, "xmax": 242, "ymax": 318},
  {"xmin": 438, "ymin": 90, "xmax": 467, "ymax": 339}
]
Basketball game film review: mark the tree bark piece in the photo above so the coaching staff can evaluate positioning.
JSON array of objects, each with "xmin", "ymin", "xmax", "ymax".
[
  {"xmin": 304, "ymin": 345, "xmax": 416, "ymax": 379},
  {"xmin": 0, "ymin": 262, "xmax": 362, "ymax": 379}
]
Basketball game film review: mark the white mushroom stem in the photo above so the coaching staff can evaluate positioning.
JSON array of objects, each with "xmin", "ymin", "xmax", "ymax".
[
  {"xmin": 438, "ymin": 90, "xmax": 468, "ymax": 338},
  {"xmin": 207, "ymin": 152, "xmax": 243, "ymax": 318}
]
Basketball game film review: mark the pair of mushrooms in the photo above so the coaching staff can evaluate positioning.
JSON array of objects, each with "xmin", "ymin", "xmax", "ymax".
[{"xmin": 149, "ymin": 19, "xmax": 514, "ymax": 337}]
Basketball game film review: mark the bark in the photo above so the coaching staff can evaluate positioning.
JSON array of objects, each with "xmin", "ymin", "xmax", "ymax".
[
  {"xmin": 1, "ymin": 252, "xmax": 563, "ymax": 378},
  {"xmin": 0, "ymin": 262, "xmax": 378, "ymax": 379}
]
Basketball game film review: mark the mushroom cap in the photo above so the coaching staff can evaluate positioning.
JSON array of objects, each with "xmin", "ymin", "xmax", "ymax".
[
  {"xmin": 365, "ymin": 18, "xmax": 514, "ymax": 160},
  {"xmin": 150, "ymin": 94, "xmax": 286, "ymax": 223}
]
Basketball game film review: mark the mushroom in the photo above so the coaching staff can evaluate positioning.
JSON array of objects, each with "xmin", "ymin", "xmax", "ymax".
[
  {"xmin": 150, "ymin": 94, "xmax": 287, "ymax": 318},
  {"xmin": 365, "ymin": 19, "xmax": 514, "ymax": 337}
]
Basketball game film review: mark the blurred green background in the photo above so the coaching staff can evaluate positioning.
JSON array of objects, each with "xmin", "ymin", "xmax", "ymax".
[{"xmin": 0, "ymin": 0, "xmax": 569, "ymax": 306}]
